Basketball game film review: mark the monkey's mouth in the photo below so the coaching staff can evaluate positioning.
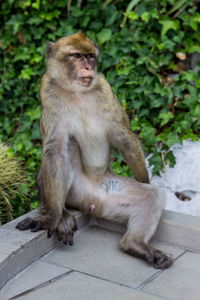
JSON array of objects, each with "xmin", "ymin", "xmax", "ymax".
[{"xmin": 78, "ymin": 77, "xmax": 93, "ymax": 85}]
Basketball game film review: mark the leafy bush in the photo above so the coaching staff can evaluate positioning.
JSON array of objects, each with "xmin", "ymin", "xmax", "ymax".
[{"xmin": 0, "ymin": 0, "xmax": 200, "ymax": 217}]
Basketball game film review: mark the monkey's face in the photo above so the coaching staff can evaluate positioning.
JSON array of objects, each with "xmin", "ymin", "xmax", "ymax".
[
  {"xmin": 46, "ymin": 32, "xmax": 99, "ymax": 91},
  {"xmin": 67, "ymin": 52, "xmax": 97, "ymax": 87}
]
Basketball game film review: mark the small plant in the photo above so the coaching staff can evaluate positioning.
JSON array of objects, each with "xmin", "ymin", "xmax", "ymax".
[{"xmin": 0, "ymin": 142, "xmax": 27, "ymax": 225}]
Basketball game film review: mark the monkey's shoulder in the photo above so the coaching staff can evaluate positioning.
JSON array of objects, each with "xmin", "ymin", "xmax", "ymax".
[
  {"xmin": 95, "ymin": 76, "xmax": 129, "ymax": 124},
  {"xmin": 94, "ymin": 76, "xmax": 120, "ymax": 108},
  {"xmin": 95, "ymin": 76, "xmax": 113, "ymax": 96},
  {"xmin": 40, "ymin": 73, "xmax": 49, "ymax": 93},
  {"xmin": 40, "ymin": 74, "xmax": 53, "ymax": 103},
  {"xmin": 40, "ymin": 74, "xmax": 67, "ymax": 108}
]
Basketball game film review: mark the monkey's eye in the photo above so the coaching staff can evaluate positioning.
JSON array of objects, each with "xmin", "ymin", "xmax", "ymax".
[
  {"xmin": 72, "ymin": 53, "xmax": 81, "ymax": 59},
  {"xmin": 87, "ymin": 54, "xmax": 95, "ymax": 59}
]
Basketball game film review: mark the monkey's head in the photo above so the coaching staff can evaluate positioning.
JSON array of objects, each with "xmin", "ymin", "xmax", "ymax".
[{"xmin": 46, "ymin": 32, "xmax": 99, "ymax": 92}]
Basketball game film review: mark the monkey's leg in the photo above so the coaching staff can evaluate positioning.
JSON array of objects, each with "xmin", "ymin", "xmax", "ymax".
[
  {"xmin": 118, "ymin": 201, "xmax": 173, "ymax": 269},
  {"xmin": 119, "ymin": 233, "xmax": 172, "ymax": 269},
  {"xmin": 16, "ymin": 167, "xmax": 77, "ymax": 241},
  {"xmin": 94, "ymin": 175, "xmax": 172, "ymax": 269}
]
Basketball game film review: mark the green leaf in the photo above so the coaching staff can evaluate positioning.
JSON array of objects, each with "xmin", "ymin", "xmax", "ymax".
[
  {"xmin": 159, "ymin": 18, "xmax": 180, "ymax": 36},
  {"xmin": 26, "ymin": 106, "xmax": 41, "ymax": 121},
  {"xmin": 121, "ymin": 0, "xmax": 141, "ymax": 28},
  {"xmin": 70, "ymin": 7, "xmax": 84, "ymax": 17},
  {"xmin": 32, "ymin": 0, "xmax": 40, "ymax": 10},
  {"xmin": 97, "ymin": 29, "xmax": 112, "ymax": 44},
  {"xmin": 128, "ymin": 12, "xmax": 139, "ymax": 21},
  {"xmin": 159, "ymin": 112, "xmax": 174, "ymax": 126},
  {"xmin": 141, "ymin": 12, "xmax": 149, "ymax": 22},
  {"xmin": 165, "ymin": 132, "xmax": 180, "ymax": 147},
  {"xmin": 167, "ymin": 0, "xmax": 188, "ymax": 15}
]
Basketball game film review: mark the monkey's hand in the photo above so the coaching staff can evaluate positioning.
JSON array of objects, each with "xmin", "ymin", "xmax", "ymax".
[{"xmin": 48, "ymin": 212, "xmax": 77, "ymax": 246}]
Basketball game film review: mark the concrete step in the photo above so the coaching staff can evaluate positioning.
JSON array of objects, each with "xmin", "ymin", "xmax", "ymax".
[
  {"xmin": 0, "ymin": 208, "xmax": 200, "ymax": 291},
  {"xmin": 0, "ymin": 209, "xmax": 90, "ymax": 289}
]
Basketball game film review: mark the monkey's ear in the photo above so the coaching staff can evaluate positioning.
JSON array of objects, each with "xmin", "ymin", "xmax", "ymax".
[
  {"xmin": 94, "ymin": 42, "xmax": 99, "ymax": 57},
  {"xmin": 46, "ymin": 41, "xmax": 55, "ymax": 59}
]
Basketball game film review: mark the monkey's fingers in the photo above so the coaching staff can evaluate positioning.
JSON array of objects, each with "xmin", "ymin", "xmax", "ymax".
[
  {"xmin": 62, "ymin": 233, "xmax": 68, "ymax": 245},
  {"xmin": 67, "ymin": 232, "xmax": 74, "ymax": 246},
  {"xmin": 47, "ymin": 225, "xmax": 57, "ymax": 238},
  {"xmin": 31, "ymin": 221, "xmax": 41, "ymax": 232},
  {"xmin": 57, "ymin": 231, "xmax": 63, "ymax": 241},
  {"xmin": 16, "ymin": 217, "xmax": 33, "ymax": 230},
  {"xmin": 47, "ymin": 229, "xmax": 54, "ymax": 238}
]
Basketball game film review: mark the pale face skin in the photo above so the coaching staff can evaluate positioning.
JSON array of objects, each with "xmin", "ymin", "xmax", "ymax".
[{"xmin": 68, "ymin": 52, "xmax": 96, "ymax": 86}]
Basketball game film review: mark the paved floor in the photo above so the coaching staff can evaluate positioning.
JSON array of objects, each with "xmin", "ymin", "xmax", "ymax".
[{"xmin": 1, "ymin": 223, "xmax": 200, "ymax": 300}]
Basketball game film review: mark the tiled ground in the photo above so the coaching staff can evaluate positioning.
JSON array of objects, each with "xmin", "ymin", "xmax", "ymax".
[{"xmin": 1, "ymin": 225, "xmax": 199, "ymax": 300}]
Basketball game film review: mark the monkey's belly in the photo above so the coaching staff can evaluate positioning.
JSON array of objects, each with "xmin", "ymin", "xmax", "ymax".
[{"xmin": 80, "ymin": 144, "xmax": 110, "ymax": 176}]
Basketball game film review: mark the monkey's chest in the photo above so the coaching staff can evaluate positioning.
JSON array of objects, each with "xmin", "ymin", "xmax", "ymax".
[{"xmin": 71, "ymin": 114, "xmax": 110, "ymax": 173}]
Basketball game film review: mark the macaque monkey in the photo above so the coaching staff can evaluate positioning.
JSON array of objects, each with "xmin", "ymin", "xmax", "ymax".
[{"xmin": 16, "ymin": 32, "xmax": 172, "ymax": 269}]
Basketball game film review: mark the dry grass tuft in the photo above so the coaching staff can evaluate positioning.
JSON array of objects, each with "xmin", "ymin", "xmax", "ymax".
[{"xmin": 0, "ymin": 142, "xmax": 26, "ymax": 225}]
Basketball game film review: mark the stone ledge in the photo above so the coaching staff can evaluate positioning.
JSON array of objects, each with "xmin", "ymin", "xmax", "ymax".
[
  {"xmin": 155, "ymin": 210, "xmax": 200, "ymax": 250},
  {"xmin": 0, "ymin": 209, "xmax": 200, "ymax": 289},
  {"xmin": 0, "ymin": 209, "xmax": 90, "ymax": 289}
]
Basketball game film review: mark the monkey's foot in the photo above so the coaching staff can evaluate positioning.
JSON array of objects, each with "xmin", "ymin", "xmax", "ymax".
[
  {"xmin": 16, "ymin": 217, "xmax": 45, "ymax": 232},
  {"xmin": 147, "ymin": 250, "xmax": 173, "ymax": 269},
  {"xmin": 48, "ymin": 213, "xmax": 77, "ymax": 246},
  {"xmin": 120, "ymin": 238, "xmax": 173, "ymax": 269}
]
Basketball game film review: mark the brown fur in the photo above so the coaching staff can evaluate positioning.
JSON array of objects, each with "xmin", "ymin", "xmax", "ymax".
[{"xmin": 16, "ymin": 32, "xmax": 172, "ymax": 269}]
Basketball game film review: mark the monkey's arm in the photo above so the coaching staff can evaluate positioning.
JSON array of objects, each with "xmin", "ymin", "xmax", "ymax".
[
  {"xmin": 112, "ymin": 126, "xmax": 149, "ymax": 183},
  {"xmin": 41, "ymin": 134, "xmax": 71, "ymax": 218},
  {"xmin": 39, "ymin": 108, "xmax": 77, "ymax": 241},
  {"xmin": 108, "ymin": 94, "xmax": 150, "ymax": 183}
]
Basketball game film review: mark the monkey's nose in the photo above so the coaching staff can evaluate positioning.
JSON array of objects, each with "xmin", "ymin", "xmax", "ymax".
[{"xmin": 85, "ymin": 65, "xmax": 91, "ymax": 70}]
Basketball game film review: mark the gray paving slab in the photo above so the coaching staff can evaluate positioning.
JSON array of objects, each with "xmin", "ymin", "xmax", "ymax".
[
  {"xmin": 0, "ymin": 209, "xmax": 90, "ymax": 289},
  {"xmin": 154, "ymin": 210, "xmax": 200, "ymax": 250},
  {"xmin": 42, "ymin": 226, "xmax": 184, "ymax": 289},
  {"xmin": 0, "ymin": 227, "xmax": 59, "ymax": 289},
  {"xmin": 0, "ymin": 228, "xmax": 32, "ymax": 262},
  {"xmin": 143, "ymin": 251, "xmax": 200, "ymax": 300},
  {"xmin": 15, "ymin": 271, "xmax": 165, "ymax": 300},
  {"xmin": 0, "ymin": 260, "xmax": 71, "ymax": 300}
]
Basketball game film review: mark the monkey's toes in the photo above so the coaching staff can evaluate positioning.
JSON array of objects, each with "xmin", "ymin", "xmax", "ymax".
[
  {"xmin": 58, "ymin": 230, "xmax": 74, "ymax": 246},
  {"xmin": 154, "ymin": 253, "xmax": 173, "ymax": 269},
  {"xmin": 56, "ymin": 217, "xmax": 77, "ymax": 245},
  {"xmin": 16, "ymin": 217, "xmax": 33, "ymax": 230},
  {"xmin": 47, "ymin": 225, "xmax": 57, "ymax": 238},
  {"xmin": 16, "ymin": 217, "xmax": 42, "ymax": 232},
  {"xmin": 31, "ymin": 220, "xmax": 41, "ymax": 232}
]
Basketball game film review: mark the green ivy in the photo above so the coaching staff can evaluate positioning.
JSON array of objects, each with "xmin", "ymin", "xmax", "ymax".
[{"xmin": 0, "ymin": 0, "xmax": 200, "ymax": 217}]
